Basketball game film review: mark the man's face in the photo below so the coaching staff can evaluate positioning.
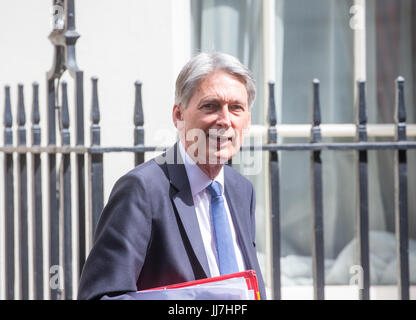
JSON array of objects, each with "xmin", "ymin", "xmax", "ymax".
[{"xmin": 173, "ymin": 70, "xmax": 251, "ymax": 165}]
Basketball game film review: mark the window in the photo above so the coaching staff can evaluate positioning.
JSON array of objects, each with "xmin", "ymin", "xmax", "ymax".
[{"xmin": 192, "ymin": 0, "xmax": 416, "ymax": 294}]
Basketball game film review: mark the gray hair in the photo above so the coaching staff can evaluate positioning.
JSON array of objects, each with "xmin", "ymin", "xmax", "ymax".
[{"xmin": 175, "ymin": 52, "xmax": 256, "ymax": 109}]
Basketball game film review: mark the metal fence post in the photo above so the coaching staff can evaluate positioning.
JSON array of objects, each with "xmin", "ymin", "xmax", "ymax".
[
  {"xmin": 4, "ymin": 85, "xmax": 15, "ymax": 300},
  {"xmin": 355, "ymin": 79, "xmax": 370, "ymax": 300},
  {"xmin": 268, "ymin": 81, "xmax": 281, "ymax": 300},
  {"xmin": 60, "ymin": 81, "xmax": 72, "ymax": 299},
  {"xmin": 89, "ymin": 77, "xmax": 104, "ymax": 235},
  {"xmin": 31, "ymin": 82, "xmax": 44, "ymax": 300},
  {"xmin": 310, "ymin": 79, "xmax": 325, "ymax": 300},
  {"xmin": 48, "ymin": 0, "xmax": 86, "ymax": 284},
  {"xmin": 17, "ymin": 84, "xmax": 29, "ymax": 299},
  {"xmin": 46, "ymin": 20, "xmax": 62, "ymax": 298},
  {"xmin": 394, "ymin": 76, "xmax": 409, "ymax": 300}
]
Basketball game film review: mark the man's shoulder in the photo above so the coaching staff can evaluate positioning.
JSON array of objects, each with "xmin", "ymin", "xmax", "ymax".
[
  {"xmin": 224, "ymin": 165, "xmax": 254, "ymax": 191},
  {"xmin": 123, "ymin": 157, "xmax": 169, "ymax": 184}
]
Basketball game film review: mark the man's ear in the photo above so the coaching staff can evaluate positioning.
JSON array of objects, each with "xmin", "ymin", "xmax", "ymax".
[{"xmin": 172, "ymin": 104, "xmax": 184, "ymax": 128}]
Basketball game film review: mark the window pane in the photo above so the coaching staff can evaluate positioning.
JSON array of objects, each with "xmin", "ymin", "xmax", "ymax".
[{"xmin": 277, "ymin": 0, "xmax": 356, "ymax": 276}]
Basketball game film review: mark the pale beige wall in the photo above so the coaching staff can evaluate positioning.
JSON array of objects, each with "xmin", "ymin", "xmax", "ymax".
[{"xmin": 0, "ymin": 0, "xmax": 190, "ymax": 299}]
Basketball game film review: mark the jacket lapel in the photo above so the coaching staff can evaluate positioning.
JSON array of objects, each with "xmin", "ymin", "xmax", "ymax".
[
  {"xmin": 162, "ymin": 144, "xmax": 211, "ymax": 278},
  {"xmin": 224, "ymin": 168, "xmax": 255, "ymax": 271}
]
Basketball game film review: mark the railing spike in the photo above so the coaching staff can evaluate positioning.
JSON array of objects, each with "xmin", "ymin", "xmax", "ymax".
[
  {"xmin": 4, "ymin": 85, "xmax": 12, "ymax": 128},
  {"xmin": 61, "ymin": 81, "xmax": 69, "ymax": 129},
  {"xmin": 357, "ymin": 80, "xmax": 367, "ymax": 125},
  {"xmin": 268, "ymin": 81, "xmax": 277, "ymax": 127},
  {"xmin": 134, "ymin": 81, "xmax": 144, "ymax": 126},
  {"xmin": 312, "ymin": 79, "xmax": 321, "ymax": 127},
  {"xmin": 90, "ymin": 77, "xmax": 101, "ymax": 146},
  {"xmin": 396, "ymin": 76, "xmax": 406, "ymax": 124},
  {"xmin": 17, "ymin": 84, "xmax": 26, "ymax": 126},
  {"xmin": 91, "ymin": 77, "xmax": 100, "ymax": 125},
  {"xmin": 311, "ymin": 79, "xmax": 322, "ymax": 143},
  {"xmin": 134, "ymin": 80, "xmax": 144, "ymax": 166},
  {"xmin": 32, "ymin": 82, "xmax": 40, "ymax": 125},
  {"xmin": 395, "ymin": 77, "xmax": 406, "ymax": 142},
  {"xmin": 356, "ymin": 80, "xmax": 368, "ymax": 143}
]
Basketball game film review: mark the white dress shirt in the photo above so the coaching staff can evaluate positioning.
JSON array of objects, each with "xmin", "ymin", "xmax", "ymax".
[{"xmin": 178, "ymin": 141, "xmax": 245, "ymax": 277}]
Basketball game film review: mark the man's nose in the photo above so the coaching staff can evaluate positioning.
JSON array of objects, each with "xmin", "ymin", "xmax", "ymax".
[{"xmin": 216, "ymin": 105, "xmax": 231, "ymax": 128}]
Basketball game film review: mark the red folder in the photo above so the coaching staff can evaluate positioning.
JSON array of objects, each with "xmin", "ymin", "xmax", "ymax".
[{"xmin": 140, "ymin": 270, "xmax": 261, "ymax": 300}]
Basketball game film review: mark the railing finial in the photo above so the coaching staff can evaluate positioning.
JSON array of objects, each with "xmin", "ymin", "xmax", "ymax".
[
  {"xmin": 311, "ymin": 79, "xmax": 322, "ymax": 143},
  {"xmin": 48, "ymin": 0, "xmax": 81, "ymax": 79},
  {"xmin": 90, "ymin": 76, "xmax": 101, "ymax": 146},
  {"xmin": 60, "ymin": 81, "xmax": 70, "ymax": 129},
  {"xmin": 4, "ymin": 85, "xmax": 12, "ymax": 128},
  {"xmin": 17, "ymin": 84, "xmax": 26, "ymax": 126},
  {"xmin": 268, "ymin": 81, "xmax": 277, "ymax": 127},
  {"xmin": 268, "ymin": 81, "xmax": 278, "ymax": 146},
  {"xmin": 32, "ymin": 82, "xmax": 40, "ymax": 125},
  {"xmin": 356, "ymin": 79, "xmax": 367, "ymax": 142},
  {"xmin": 395, "ymin": 76, "xmax": 406, "ymax": 142},
  {"xmin": 91, "ymin": 77, "xmax": 100, "ymax": 125},
  {"xmin": 134, "ymin": 81, "xmax": 144, "ymax": 126}
]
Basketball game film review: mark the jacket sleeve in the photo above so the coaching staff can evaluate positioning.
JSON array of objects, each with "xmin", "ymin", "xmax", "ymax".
[{"xmin": 77, "ymin": 172, "xmax": 152, "ymax": 300}]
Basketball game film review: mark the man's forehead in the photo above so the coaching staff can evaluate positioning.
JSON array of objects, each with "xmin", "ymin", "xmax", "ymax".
[
  {"xmin": 198, "ymin": 95, "xmax": 247, "ymax": 105},
  {"xmin": 196, "ymin": 83, "xmax": 248, "ymax": 102}
]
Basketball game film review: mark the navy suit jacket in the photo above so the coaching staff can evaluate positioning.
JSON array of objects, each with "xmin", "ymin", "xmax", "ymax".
[{"xmin": 77, "ymin": 143, "xmax": 266, "ymax": 300}]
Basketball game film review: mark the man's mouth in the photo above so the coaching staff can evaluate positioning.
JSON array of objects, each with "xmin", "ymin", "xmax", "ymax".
[
  {"xmin": 208, "ymin": 135, "xmax": 232, "ymax": 140},
  {"xmin": 207, "ymin": 134, "xmax": 233, "ymax": 143},
  {"xmin": 206, "ymin": 135, "xmax": 234, "ymax": 154}
]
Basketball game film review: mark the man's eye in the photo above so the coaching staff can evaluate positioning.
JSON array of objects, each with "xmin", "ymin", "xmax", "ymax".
[
  {"xmin": 201, "ymin": 104, "xmax": 216, "ymax": 110},
  {"xmin": 230, "ymin": 105, "xmax": 244, "ymax": 111}
]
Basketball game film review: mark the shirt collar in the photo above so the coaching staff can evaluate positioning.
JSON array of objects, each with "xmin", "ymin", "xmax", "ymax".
[{"xmin": 178, "ymin": 140, "xmax": 224, "ymax": 197}]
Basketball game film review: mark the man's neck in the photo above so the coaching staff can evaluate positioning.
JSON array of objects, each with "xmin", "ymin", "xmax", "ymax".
[
  {"xmin": 179, "ymin": 140, "xmax": 224, "ymax": 180},
  {"xmin": 197, "ymin": 163, "xmax": 223, "ymax": 180}
]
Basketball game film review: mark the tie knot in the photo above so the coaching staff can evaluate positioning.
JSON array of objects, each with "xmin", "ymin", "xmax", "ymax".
[{"xmin": 206, "ymin": 181, "xmax": 222, "ymax": 198}]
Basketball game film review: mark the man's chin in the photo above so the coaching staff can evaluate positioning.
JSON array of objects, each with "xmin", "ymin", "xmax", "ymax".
[{"xmin": 206, "ymin": 148, "xmax": 235, "ymax": 165}]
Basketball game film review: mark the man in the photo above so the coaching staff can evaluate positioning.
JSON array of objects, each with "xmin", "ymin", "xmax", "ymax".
[{"xmin": 77, "ymin": 52, "xmax": 266, "ymax": 300}]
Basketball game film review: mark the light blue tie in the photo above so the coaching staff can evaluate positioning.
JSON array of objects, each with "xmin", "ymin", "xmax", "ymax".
[{"xmin": 206, "ymin": 181, "xmax": 239, "ymax": 275}]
